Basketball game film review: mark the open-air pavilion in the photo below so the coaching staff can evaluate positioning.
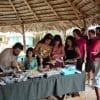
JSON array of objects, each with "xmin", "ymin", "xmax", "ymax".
[
  {"xmin": 0, "ymin": 0, "xmax": 100, "ymax": 45},
  {"xmin": 0, "ymin": 0, "xmax": 100, "ymax": 31},
  {"xmin": 0, "ymin": 0, "xmax": 100, "ymax": 100}
]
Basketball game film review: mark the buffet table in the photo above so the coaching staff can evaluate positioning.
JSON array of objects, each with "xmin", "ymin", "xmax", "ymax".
[{"xmin": 0, "ymin": 72, "xmax": 85, "ymax": 100}]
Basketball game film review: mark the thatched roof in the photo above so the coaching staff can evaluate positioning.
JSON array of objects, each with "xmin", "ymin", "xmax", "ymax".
[{"xmin": 0, "ymin": 0, "xmax": 100, "ymax": 32}]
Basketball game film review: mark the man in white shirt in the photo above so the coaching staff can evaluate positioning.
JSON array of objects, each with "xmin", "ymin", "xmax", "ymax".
[{"xmin": 0, "ymin": 42, "xmax": 23, "ymax": 71}]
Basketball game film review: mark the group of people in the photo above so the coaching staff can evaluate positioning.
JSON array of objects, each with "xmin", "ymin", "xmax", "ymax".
[{"xmin": 0, "ymin": 27, "xmax": 100, "ymax": 100}]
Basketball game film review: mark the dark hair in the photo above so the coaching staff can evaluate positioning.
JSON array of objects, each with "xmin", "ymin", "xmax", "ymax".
[
  {"xmin": 26, "ymin": 47, "xmax": 34, "ymax": 57},
  {"xmin": 13, "ymin": 42, "xmax": 23, "ymax": 50},
  {"xmin": 51, "ymin": 35, "xmax": 63, "ymax": 47},
  {"xmin": 73, "ymin": 29, "xmax": 82, "ymax": 37},
  {"xmin": 88, "ymin": 30, "xmax": 95, "ymax": 35},
  {"xmin": 41, "ymin": 33, "xmax": 53, "ymax": 43},
  {"xmin": 65, "ymin": 36, "xmax": 77, "ymax": 50},
  {"xmin": 81, "ymin": 28, "xmax": 85, "ymax": 32}
]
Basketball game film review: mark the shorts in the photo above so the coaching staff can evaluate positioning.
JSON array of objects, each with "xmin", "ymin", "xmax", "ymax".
[
  {"xmin": 93, "ymin": 59, "xmax": 100, "ymax": 88},
  {"xmin": 85, "ymin": 60, "xmax": 95, "ymax": 72}
]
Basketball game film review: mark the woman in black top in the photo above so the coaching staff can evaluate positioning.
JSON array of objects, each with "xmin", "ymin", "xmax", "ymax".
[
  {"xmin": 65, "ymin": 36, "xmax": 81, "ymax": 62},
  {"xmin": 64, "ymin": 36, "xmax": 81, "ymax": 97}
]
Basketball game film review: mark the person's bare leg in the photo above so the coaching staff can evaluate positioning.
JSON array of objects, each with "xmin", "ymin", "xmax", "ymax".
[
  {"xmin": 88, "ymin": 71, "xmax": 94, "ymax": 85},
  {"xmin": 87, "ymin": 72, "xmax": 91, "ymax": 84},
  {"xmin": 95, "ymin": 87, "xmax": 100, "ymax": 100}
]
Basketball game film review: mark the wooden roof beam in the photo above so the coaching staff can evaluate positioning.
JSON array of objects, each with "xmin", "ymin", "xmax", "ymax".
[
  {"xmin": 65, "ymin": 0, "xmax": 81, "ymax": 21},
  {"xmin": 65, "ymin": 0, "xmax": 85, "ymax": 14},
  {"xmin": 90, "ymin": 0, "xmax": 95, "ymax": 3},
  {"xmin": 63, "ymin": 20, "xmax": 81, "ymax": 29},
  {"xmin": 64, "ymin": 0, "xmax": 87, "ymax": 20},
  {"xmin": 63, "ymin": 22, "xmax": 72, "ymax": 29},
  {"xmin": 23, "ymin": 0, "xmax": 39, "ymax": 20},
  {"xmin": 43, "ymin": 0, "xmax": 60, "ymax": 19},
  {"xmin": 26, "ymin": 23, "xmax": 34, "ymax": 32},
  {"xmin": 61, "ymin": 17, "xmax": 81, "ymax": 28},
  {"xmin": 0, "ymin": 18, "xmax": 84, "ymax": 27},
  {"xmin": 90, "ymin": 0, "xmax": 100, "ymax": 4},
  {"xmin": 10, "ymin": 25, "xmax": 21, "ymax": 33},
  {"xmin": 9, "ymin": 0, "xmax": 22, "ymax": 23},
  {"xmin": 69, "ymin": 20, "xmax": 81, "ymax": 28}
]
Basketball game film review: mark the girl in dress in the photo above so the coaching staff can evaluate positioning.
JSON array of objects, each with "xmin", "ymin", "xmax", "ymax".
[
  {"xmin": 65, "ymin": 36, "xmax": 81, "ymax": 64},
  {"xmin": 50, "ymin": 35, "xmax": 65, "ymax": 68},
  {"xmin": 65, "ymin": 36, "xmax": 81, "ymax": 97},
  {"xmin": 34, "ymin": 34, "xmax": 53, "ymax": 71}
]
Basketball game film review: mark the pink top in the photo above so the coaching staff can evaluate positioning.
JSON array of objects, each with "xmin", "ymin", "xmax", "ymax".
[
  {"xmin": 90, "ymin": 38, "xmax": 100, "ymax": 60},
  {"xmin": 87, "ymin": 37, "xmax": 96, "ymax": 60},
  {"xmin": 76, "ymin": 38, "xmax": 86, "ymax": 58},
  {"xmin": 51, "ymin": 46, "xmax": 64, "ymax": 68},
  {"xmin": 51, "ymin": 45, "xmax": 64, "ymax": 59}
]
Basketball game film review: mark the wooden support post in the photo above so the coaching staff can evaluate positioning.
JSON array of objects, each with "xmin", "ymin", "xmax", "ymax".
[
  {"xmin": 62, "ymin": 30, "xmax": 67, "ymax": 42},
  {"xmin": 21, "ymin": 24, "xmax": 26, "ymax": 50},
  {"xmin": 83, "ymin": 19, "xmax": 87, "ymax": 29}
]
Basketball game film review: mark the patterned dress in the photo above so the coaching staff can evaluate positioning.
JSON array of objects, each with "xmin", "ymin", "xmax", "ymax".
[{"xmin": 51, "ymin": 46, "xmax": 64, "ymax": 68}]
